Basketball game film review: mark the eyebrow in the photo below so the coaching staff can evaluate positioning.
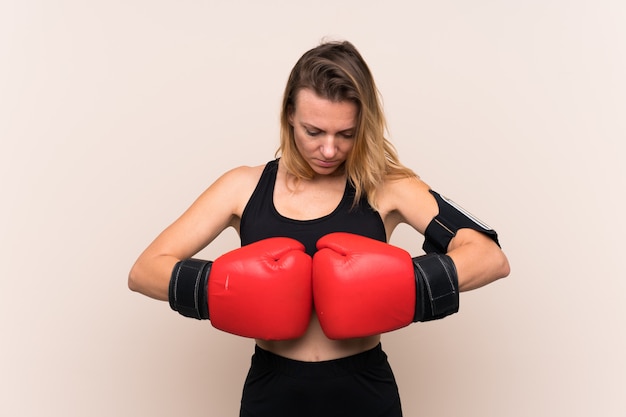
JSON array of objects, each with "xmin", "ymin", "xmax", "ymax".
[{"xmin": 301, "ymin": 122, "xmax": 355, "ymax": 134}]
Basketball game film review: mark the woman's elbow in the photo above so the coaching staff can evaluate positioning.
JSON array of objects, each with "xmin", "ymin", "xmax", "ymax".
[
  {"xmin": 127, "ymin": 261, "xmax": 146, "ymax": 293},
  {"xmin": 494, "ymin": 249, "xmax": 511, "ymax": 280},
  {"xmin": 127, "ymin": 255, "xmax": 172, "ymax": 301}
]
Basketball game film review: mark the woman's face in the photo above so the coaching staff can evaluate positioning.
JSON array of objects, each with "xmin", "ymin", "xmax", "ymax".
[{"xmin": 289, "ymin": 88, "xmax": 357, "ymax": 177}]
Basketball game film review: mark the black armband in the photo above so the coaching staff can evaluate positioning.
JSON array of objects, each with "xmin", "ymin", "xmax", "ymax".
[
  {"xmin": 412, "ymin": 253, "xmax": 459, "ymax": 322},
  {"xmin": 423, "ymin": 190, "xmax": 500, "ymax": 254},
  {"xmin": 168, "ymin": 258, "xmax": 212, "ymax": 320}
]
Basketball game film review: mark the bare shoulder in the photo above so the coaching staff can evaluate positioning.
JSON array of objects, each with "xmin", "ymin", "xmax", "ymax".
[
  {"xmin": 378, "ymin": 174, "xmax": 434, "ymax": 211},
  {"xmin": 206, "ymin": 163, "xmax": 266, "ymax": 216},
  {"xmin": 377, "ymin": 175, "xmax": 438, "ymax": 234},
  {"xmin": 216, "ymin": 164, "xmax": 265, "ymax": 189}
]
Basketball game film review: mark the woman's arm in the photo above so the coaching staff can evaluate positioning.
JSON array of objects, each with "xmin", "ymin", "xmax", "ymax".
[
  {"xmin": 381, "ymin": 177, "xmax": 510, "ymax": 292},
  {"xmin": 446, "ymin": 228, "xmax": 510, "ymax": 291},
  {"xmin": 128, "ymin": 165, "xmax": 261, "ymax": 301}
]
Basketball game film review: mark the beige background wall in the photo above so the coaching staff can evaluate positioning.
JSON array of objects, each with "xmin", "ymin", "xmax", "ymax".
[{"xmin": 2, "ymin": 1, "xmax": 624, "ymax": 416}]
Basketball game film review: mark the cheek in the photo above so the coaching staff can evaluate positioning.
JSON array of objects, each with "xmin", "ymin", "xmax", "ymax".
[
  {"xmin": 339, "ymin": 139, "xmax": 355, "ymax": 155},
  {"xmin": 292, "ymin": 131, "xmax": 312, "ymax": 154}
]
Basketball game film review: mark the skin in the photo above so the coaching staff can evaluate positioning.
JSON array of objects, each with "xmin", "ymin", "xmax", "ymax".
[{"xmin": 128, "ymin": 88, "xmax": 510, "ymax": 361}]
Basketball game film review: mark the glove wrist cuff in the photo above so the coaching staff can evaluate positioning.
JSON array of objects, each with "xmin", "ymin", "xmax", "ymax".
[
  {"xmin": 412, "ymin": 253, "xmax": 459, "ymax": 322},
  {"xmin": 169, "ymin": 258, "xmax": 212, "ymax": 320}
]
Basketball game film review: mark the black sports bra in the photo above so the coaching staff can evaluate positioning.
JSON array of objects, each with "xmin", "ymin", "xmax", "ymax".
[{"xmin": 240, "ymin": 159, "xmax": 386, "ymax": 256}]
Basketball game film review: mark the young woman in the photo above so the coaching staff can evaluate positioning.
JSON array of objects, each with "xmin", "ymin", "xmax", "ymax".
[{"xmin": 129, "ymin": 40, "xmax": 510, "ymax": 417}]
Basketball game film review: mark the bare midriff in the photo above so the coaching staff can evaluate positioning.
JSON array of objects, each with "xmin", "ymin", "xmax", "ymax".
[{"xmin": 255, "ymin": 312, "xmax": 381, "ymax": 362}]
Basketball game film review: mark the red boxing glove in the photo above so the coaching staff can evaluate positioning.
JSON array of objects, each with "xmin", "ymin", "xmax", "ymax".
[
  {"xmin": 313, "ymin": 232, "xmax": 416, "ymax": 339},
  {"xmin": 209, "ymin": 238, "xmax": 312, "ymax": 340},
  {"xmin": 170, "ymin": 238, "xmax": 313, "ymax": 340}
]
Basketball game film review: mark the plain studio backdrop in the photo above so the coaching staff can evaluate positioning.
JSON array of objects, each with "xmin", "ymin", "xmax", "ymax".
[{"xmin": 1, "ymin": 1, "xmax": 624, "ymax": 416}]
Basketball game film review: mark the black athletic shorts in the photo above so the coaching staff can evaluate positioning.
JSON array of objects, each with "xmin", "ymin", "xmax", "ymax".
[{"xmin": 239, "ymin": 343, "xmax": 403, "ymax": 417}]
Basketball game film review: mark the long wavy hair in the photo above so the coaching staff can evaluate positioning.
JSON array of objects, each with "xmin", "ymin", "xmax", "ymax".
[{"xmin": 277, "ymin": 40, "xmax": 415, "ymax": 209}]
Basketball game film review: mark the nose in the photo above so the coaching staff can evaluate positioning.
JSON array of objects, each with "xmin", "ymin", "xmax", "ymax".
[{"xmin": 319, "ymin": 135, "xmax": 338, "ymax": 159}]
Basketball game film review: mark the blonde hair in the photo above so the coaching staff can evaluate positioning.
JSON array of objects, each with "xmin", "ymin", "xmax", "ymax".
[{"xmin": 277, "ymin": 40, "xmax": 415, "ymax": 209}]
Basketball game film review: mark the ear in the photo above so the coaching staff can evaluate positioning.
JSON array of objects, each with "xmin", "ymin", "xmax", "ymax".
[{"xmin": 287, "ymin": 105, "xmax": 295, "ymax": 125}]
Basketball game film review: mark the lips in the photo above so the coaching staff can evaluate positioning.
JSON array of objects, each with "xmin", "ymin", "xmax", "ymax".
[{"xmin": 315, "ymin": 159, "xmax": 338, "ymax": 168}]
